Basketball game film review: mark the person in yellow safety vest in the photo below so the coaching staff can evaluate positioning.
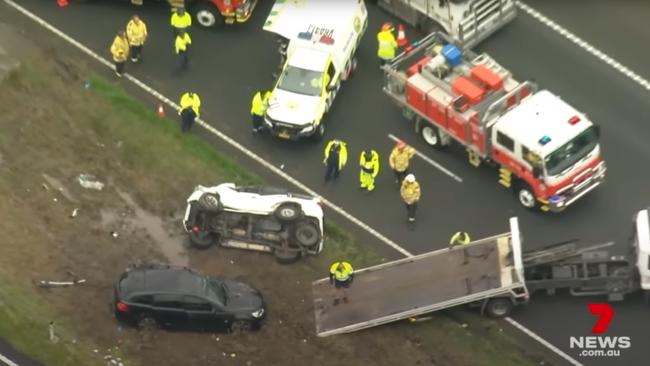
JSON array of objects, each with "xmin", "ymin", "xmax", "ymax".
[
  {"xmin": 389, "ymin": 140, "xmax": 415, "ymax": 184},
  {"xmin": 377, "ymin": 22, "xmax": 398, "ymax": 65},
  {"xmin": 175, "ymin": 30, "xmax": 192, "ymax": 70},
  {"xmin": 329, "ymin": 261, "xmax": 354, "ymax": 287},
  {"xmin": 400, "ymin": 174, "xmax": 421, "ymax": 223},
  {"xmin": 449, "ymin": 231, "xmax": 471, "ymax": 247},
  {"xmin": 250, "ymin": 90, "xmax": 272, "ymax": 133},
  {"xmin": 178, "ymin": 92, "xmax": 201, "ymax": 132},
  {"xmin": 170, "ymin": 7, "xmax": 192, "ymax": 36},
  {"xmin": 359, "ymin": 149, "xmax": 380, "ymax": 192},
  {"xmin": 110, "ymin": 30, "xmax": 130, "ymax": 77},
  {"xmin": 126, "ymin": 15, "xmax": 148, "ymax": 63},
  {"xmin": 323, "ymin": 139, "xmax": 348, "ymax": 183}
]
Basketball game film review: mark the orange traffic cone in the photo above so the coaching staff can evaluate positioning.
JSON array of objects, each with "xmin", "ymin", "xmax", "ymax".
[
  {"xmin": 157, "ymin": 103, "xmax": 165, "ymax": 118},
  {"xmin": 57, "ymin": 0, "xmax": 69, "ymax": 7},
  {"xmin": 396, "ymin": 24, "xmax": 408, "ymax": 47}
]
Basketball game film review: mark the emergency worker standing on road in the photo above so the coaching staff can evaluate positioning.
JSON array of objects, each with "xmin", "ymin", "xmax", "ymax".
[
  {"xmin": 175, "ymin": 30, "xmax": 192, "ymax": 70},
  {"xmin": 323, "ymin": 139, "xmax": 348, "ymax": 183},
  {"xmin": 170, "ymin": 7, "xmax": 192, "ymax": 36},
  {"xmin": 178, "ymin": 92, "xmax": 201, "ymax": 133},
  {"xmin": 250, "ymin": 90, "xmax": 272, "ymax": 133},
  {"xmin": 389, "ymin": 141, "xmax": 415, "ymax": 184},
  {"xmin": 449, "ymin": 231, "xmax": 471, "ymax": 247},
  {"xmin": 110, "ymin": 30, "xmax": 129, "ymax": 77},
  {"xmin": 359, "ymin": 149, "xmax": 380, "ymax": 192},
  {"xmin": 126, "ymin": 15, "xmax": 148, "ymax": 63},
  {"xmin": 377, "ymin": 22, "xmax": 398, "ymax": 65},
  {"xmin": 400, "ymin": 174, "xmax": 421, "ymax": 223}
]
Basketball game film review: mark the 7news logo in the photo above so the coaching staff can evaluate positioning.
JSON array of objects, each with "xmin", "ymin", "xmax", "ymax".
[{"xmin": 569, "ymin": 303, "xmax": 631, "ymax": 357}]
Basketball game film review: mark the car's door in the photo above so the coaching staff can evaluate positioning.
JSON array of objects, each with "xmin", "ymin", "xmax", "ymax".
[
  {"xmin": 151, "ymin": 294, "xmax": 188, "ymax": 329},
  {"xmin": 183, "ymin": 295, "xmax": 223, "ymax": 331}
]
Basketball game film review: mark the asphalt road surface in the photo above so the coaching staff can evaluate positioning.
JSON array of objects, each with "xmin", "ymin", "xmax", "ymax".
[{"xmin": 5, "ymin": 1, "xmax": 650, "ymax": 365}]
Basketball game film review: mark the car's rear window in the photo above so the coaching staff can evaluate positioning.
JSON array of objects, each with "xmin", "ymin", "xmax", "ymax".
[{"xmin": 118, "ymin": 270, "xmax": 145, "ymax": 296}]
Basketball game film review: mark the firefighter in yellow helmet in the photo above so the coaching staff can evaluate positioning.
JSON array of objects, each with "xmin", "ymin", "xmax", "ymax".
[
  {"xmin": 110, "ymin": 30, "xmax": 129, "ymax": 77},
  {"xmin": 329, "ymin": 260, "xmax": 354, "ymax": 305},
  {"xmin": 389, "ymin": 140, "xmax": 415, "ymax": 184},
  {"xmin": 323, "ymin": 139, "xmax": 348, "ymax": 182},
  {"xmin": 250, "ymin": 90, "xmax": 272, "ymax": 133},
  {"xmin": 170, "ymin": 6, "xmax": 192, "ymax": 36},
  {"xmin": 126, "ymin": 15, "xmax": 148, "ymax": 62},
  {"xmin": 359, "ymin": 149, "xmax": 380, "ymax": 192},
  {"xmin": 377, "ymin": 22, "xmax": 398, "ymax": 65},
  {"xmin": 449, "ymin": 231, "xmax": 471, "ymax": 247},
  {"xmin": 400, "ymin": 174, "xmax": 421, "ymax": 223},
  {"xmin": 178, "ymin": 92, "xmax": 201, "ymax": 132}
]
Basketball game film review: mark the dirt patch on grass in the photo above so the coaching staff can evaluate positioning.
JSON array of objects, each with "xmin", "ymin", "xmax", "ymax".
[{"xmin": 0, "ymin": 18, "xmax": 547, "ymax": 366}]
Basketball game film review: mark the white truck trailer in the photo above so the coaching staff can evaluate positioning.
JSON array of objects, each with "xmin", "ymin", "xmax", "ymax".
[
  {"xmin": 373, "ymin": 0, "xmax": 517, "ymax": 49},
  {"xmin": 313, "ymin": 217, "xmax": 527, "ymax": 337}
]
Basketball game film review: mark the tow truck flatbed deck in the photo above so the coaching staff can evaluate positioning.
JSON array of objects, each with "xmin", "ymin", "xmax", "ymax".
[{"xmin": 313, "ymin": 225, "xmax": 526, "ymax": 337}]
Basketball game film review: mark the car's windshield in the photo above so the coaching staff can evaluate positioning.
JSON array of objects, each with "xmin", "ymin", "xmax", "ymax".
[
  {"xmin": 544, "ymin": 126, "xmax": 599, "ymax": 176},
  {"xmin": 277, "ymin": 65, "xmax": 324, "ymax": 96},
  {"xmin": 204, "ymin": 279, "xmax": 227, "ymax": 305}
]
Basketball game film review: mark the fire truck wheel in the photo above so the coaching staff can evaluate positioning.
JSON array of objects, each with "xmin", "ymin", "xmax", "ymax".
[
  {"xmin": 515, "ymin": 183, "xmax": 538, "ymax": 210},
  {"xmin": 420, "ymin": 125, "xmax": 443, "ymax": 149},
  {"xmin": 485, "ymin": 298, "xmax": 514, "ymax": 318},
  {"xmin": 194, "ymin": 4, "xmax": 224, "ymax": 28}
]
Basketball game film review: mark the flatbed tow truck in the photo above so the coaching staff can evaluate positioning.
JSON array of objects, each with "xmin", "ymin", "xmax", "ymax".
[{"xmin": 313, "ymin": 210, "xmax": 650, "ymax": 337}]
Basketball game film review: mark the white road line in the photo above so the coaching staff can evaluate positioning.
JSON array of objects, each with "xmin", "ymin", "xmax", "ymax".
[
  {"xmin": 388, "ymin": 134, "xmax": 463, "ymax": 183},
  {"xmin": 518, "ymin": 1, "xmax": 650, "ymax": 92},
  {"xmin": 505, "ymin": 317, "xmax": 583, "ymax": 366},
  {"xmin": 0, "ymin": 353, "xmax": 20, "ymax": 366},
  {"xmin": 2, "ymin": 1, "xmax": 582, "ymax": 365}
]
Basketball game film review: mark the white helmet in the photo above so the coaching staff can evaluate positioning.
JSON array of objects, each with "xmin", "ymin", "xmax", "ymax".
[{"xmin": 405, "ymin": 174, "xmax": 415, "ymax": 183}]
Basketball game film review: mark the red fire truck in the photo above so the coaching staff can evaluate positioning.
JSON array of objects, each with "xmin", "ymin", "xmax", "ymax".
[
  {"xmin": 383, "ymin": 32, "xmax": 606, "ymax": 212},
  {"xmin": 126, "ymin": 0, "xmax": 257, "ymax": 28}
]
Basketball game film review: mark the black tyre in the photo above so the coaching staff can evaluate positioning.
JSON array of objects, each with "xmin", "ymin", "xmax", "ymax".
[
  {"xmin": 274, "ymin": 247, "xmax": 301, "ymax": 265},
  {"xmin": 485, "ymin": 298, "xmax": 514, "ymax": 318},
  {"xmin": 515, "ymin": 183, "xmax": 538, "ymax": 210},
  {"xmin": 137, "ymin": 315, "xmax": 158, "ymax": 330},
  {"xmin": 189, "ymin": 230, "xmax": 218, "ymax": 250},
  {"xmin": 198, "ymin": 193, "xmax": 222, "ymax": 211},
  {"xmin": 230, "ymin": 319, "xmax": 253, "ymax": 333},
  {"xmin": 293, "ymin": 221, "xmax": 321, "ymax": 248},
  {"xmin": 193, "ymin": 4, "xmax": 224, "ymax": 28},
  {"xmin": 274, "ymin": 203, "xmax": 301, "ymax": 222},
  {"xmin": 311, "ymin": 122, "xmax": 325, "ymax": 142}
]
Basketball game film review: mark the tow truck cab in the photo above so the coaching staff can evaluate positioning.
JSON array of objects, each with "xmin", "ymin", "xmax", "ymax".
[
  {"xmin": 262, "ymin": 0, "xmax": 368, "ymax": 141},
  {"xmin": 492, "ymin": 90, "xmax": 606, "ymax": 212},
  {"xmin": 634, "ymin": 208, "xmax": 650, "ymax": 295}
]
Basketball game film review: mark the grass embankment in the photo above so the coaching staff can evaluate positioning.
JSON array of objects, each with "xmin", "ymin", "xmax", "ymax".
[{"xmin": 0, "ymin": 55, "xmax": 541, "ymax": 366}]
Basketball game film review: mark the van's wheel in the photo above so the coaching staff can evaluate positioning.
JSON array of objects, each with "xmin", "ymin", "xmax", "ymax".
[
  {"xmin": 342, "ymin": 57, "xmax": 358, "ymax": 81},
  {"xmin": 193, "ymin": 4, "xmax": 225, "ymax": 28},
  {"xmin": 230, "ymin": 319, "xmax": 253, "ymax": 333},
  {"xmin": 189, "ymin": 230, "xmax": 218, "ymax": 250},
  {"xmin": 274, "ymin": 203, "xmax": 302, "ymax": 222},
  {"xmin": 274, "ymin": 247, "xmax": 301, "ymax": 265},
  {"xmin": 198, "ymin": 193, "xmax": 222, "ymax": 211},
  {"xmin": 515, "ymin": 183, "xmax": 538, "ymax": 210},
  {"xmin": 293, "ymin": 221, "xmax": 321, "ymax": 248},
  {"xmin": 420, "ymin": 124, "xmax": 443, "ymax": 149},
  {"xmin": 485, "ymin": 298, "xmax": 514, "ymax": 318}
]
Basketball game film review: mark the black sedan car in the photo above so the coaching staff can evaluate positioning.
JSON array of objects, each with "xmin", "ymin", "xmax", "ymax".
[{"xmin": 113, "ymin": 264, "xmax": 265, "ymax": 332}]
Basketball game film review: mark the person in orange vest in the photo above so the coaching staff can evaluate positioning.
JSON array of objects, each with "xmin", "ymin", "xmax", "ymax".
[{"xmin": 377, "ymin": 22, "xmax": 398, "ymax": 66}]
